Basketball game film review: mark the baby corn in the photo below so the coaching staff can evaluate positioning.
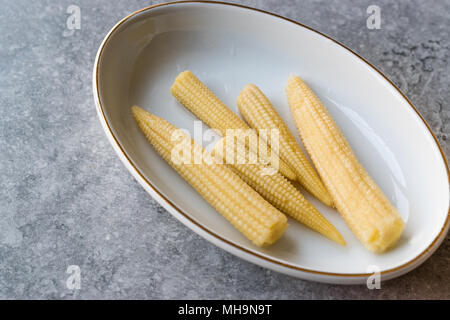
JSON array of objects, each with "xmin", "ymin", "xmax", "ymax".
[
  {"xmin": 237, "ymin": 84, "xmax": 333, "ymax": 207},
  {"xmin": 212, "ymin": 138, "xmax": 345, "ymax": 245},
  {"xmin": 131, "ymin": 106, "xmax": 288, "ymax": 246},
  {"xmin": 170, "ymin": 70, "xmax": 296, "ymax": 180},
  {"xmin": 286, "ymin": 75, "xmax": 404, "ymax": 253}
]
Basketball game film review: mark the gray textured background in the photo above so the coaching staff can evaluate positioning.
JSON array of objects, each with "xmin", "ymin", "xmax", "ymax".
[{"xmin": 1, "ymin": 0, "xmax": 449, "ymax": 299}]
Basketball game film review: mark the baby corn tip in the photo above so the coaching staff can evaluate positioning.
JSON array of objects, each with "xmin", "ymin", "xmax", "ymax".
[
  {"xmin": 131, "ymin": 105, "xmax": 145, "ymax": 119},
  {"xmin": 131, "ymin": 105, "xmax": 153, "ymax": 122},
  {"xmin": 332, "ymin": 232, "xmax": 346, "ymax": 246}
]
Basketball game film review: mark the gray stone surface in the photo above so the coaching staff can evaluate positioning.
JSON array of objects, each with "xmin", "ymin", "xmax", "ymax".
[{"xmin": 0, "ymin": 0, "xmax": 449, "ymax": 299}]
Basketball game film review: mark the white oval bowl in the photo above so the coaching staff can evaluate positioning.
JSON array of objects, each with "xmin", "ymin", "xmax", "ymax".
[{"xmin": 93, "ymin": 1, "xmax": 449, "ymax": 284}]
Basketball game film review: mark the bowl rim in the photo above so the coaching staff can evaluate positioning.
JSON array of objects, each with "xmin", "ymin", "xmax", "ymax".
[{"xmin": 92, "ymin": 0, "xmax": 450, "ymax": 278}]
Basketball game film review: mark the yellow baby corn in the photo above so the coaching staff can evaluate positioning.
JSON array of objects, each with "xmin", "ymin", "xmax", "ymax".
[
  {"xmin": 286, "ymin": 75, "xmax": 404, "ymax": 253},
  {"xmin": 212, "ymin": 138, "xmax": 345, "ymax": 245},
  {"xmin": 131, "ymin": 105, "xmax": 288, "ymax": 246},
  {"xmin": 170, "ymin": 70, "xmax": 296, "ymax": 180},
  {"xmin": 237, "ymin": 84, "xmax": 333, "ymax": 207}
]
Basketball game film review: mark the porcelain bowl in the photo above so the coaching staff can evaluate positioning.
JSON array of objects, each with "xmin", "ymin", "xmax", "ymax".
[{"xmin": 93, "ymin": 1, "xmax": 449, "ymax": 284}]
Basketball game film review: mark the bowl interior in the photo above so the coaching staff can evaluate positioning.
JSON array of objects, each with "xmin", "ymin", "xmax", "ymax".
[{"xmin": 96, "ymin": 3, "xmax": 449, "ymax": 274}]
